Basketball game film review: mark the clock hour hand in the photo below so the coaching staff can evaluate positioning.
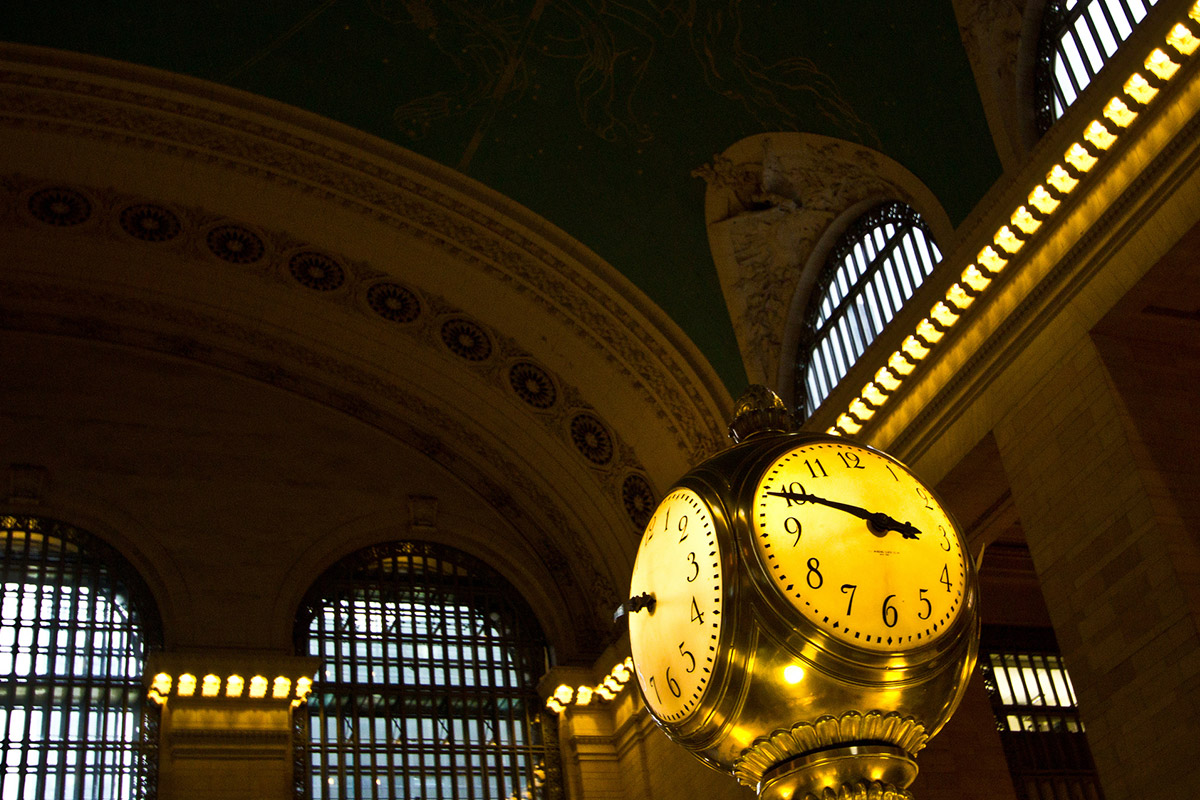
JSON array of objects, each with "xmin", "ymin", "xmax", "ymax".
[
  {"xmin": 613, "ymin": 592, "xmax": 656, "ymax": 622},
  {"xmin": 765, "ymin": 490, "xmax": 921, "ymax": 539}
]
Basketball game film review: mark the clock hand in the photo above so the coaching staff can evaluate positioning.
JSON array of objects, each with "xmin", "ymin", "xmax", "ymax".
[
  {"xmin": 613, "ymin": 592, "xmax": 656, "ymax": 622},
  {"xmin": 765, "ymin": 490, "xmax": 921, "ymax": 539}
]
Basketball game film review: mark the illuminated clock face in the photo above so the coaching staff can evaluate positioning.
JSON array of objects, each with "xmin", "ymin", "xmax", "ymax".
[
  {"xmin": 752, "ymin": 441, "xmax": 967, "ymax": 653},
  {"xmin": 628, "ymin": 487, "xmax": 723, "ymax": 723}
]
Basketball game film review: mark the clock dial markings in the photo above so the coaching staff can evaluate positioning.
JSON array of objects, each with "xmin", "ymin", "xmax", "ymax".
[{"xmin": 752, "ymin": 442, "xmax": 967, "ymax": 653}]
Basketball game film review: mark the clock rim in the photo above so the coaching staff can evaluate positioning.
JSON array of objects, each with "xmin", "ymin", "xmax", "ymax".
[
  {"xmin": 736, "ymin": 435, "xmax": 978, "ymax": 670},
  {"xmin": 627, "ymin": 482, "xmax": 742, "ymax": 734}
]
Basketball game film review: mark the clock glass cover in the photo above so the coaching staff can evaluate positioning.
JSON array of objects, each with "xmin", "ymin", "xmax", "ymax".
[
  {"xmin": 752, "ymin": 441, "xmax": 967, "ymax": 652},
  {"xmin": 628, "ymin": 487, "xmax": 723, "ymax": 723}
]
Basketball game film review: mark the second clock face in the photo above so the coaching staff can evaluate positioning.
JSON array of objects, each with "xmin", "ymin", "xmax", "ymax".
[
  {"xmin": 752, "ymin": 441, "xmax": 967, "ymax": 653},
  {"xmin": 628, "ymin": 487, "xmax": 723, "ymax": 724}
]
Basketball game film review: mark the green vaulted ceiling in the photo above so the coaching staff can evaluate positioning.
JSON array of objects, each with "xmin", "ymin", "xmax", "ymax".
[{"xmin": 2, "ymin": 1, "xmax": 1001, "ymax": 391}]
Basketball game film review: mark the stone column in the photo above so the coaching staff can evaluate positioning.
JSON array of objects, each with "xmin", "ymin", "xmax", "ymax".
[{"xmin": 993, "ymin": 333, "xmax": 1200, "ymax": 800}]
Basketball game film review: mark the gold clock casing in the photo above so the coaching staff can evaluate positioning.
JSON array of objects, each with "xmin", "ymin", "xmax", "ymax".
[{"xmin": 626, "ymin": 431, "xmax": 979, "ymax": 790}]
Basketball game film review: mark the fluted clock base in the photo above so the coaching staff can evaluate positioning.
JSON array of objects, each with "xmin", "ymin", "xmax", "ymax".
[{"xmin": 757, "ymin": 745, "xmax": 917, "ymax": 800}]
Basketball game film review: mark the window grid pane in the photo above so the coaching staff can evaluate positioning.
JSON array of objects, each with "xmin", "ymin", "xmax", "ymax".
[
  {"xmin": 0, "ymin": 516, "xmax": 158, "ymax": 800},
  {"xmin": 297, "ymin": 542, "xmax": 553, "ymax": 800},
  {"xmin": 980, "ymin": 628, "xmax": 1104, "ymax": 800},
  {"xmin": 1035, "ymin": 0, "xmax": 1160, "ymax": 132},
  {"xmin": 796, "ymin": 202, "xmax": 942, "ymax": 417}
]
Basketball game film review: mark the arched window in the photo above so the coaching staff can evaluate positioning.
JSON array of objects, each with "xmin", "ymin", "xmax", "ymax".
[
  {"xmin": 295, "ymin": 541, "xmax": 554, "ymax": 800},
  {"xmin": 1035, "ymin": 0, "xmax": 1160, "ymax": 132},
  {"xmin": 795, "ymin": 202, "xmax": 942, "ymax": 417},
  {"xmin": 0, "ymin": 515, "xmax": 161, "ymax": 799}
]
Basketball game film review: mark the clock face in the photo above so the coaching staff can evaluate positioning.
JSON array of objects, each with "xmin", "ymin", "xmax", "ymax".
[
  {"xmin": 752, "ymin": 441, "xmax": 967, "ymax": 653},
  {"xmin": 628, "ymin": 487, "xmax": 723, "ymax": 723}
]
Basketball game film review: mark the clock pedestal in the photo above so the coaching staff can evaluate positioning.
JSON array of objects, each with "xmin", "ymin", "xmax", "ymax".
[{"xmin": 758, "ymin": 745, "xmax": 916, "ymax": 800}]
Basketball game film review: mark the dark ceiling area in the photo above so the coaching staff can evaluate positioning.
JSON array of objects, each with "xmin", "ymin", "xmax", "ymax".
[{"xmin": 2, "ymin": 1, "xmax": 1002, "ymax": 390}]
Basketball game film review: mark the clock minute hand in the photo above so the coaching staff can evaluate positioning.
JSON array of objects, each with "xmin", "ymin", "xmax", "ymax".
[{"xmin": 765, "ymin": 490, "xmax": 921, "ymax": 539}]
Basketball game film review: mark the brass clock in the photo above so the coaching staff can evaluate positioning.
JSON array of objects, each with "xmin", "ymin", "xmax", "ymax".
[
  {"xmin": 627, "ymin": 487, "xmax": 724, "ymax": 724},
  {"xmin": 751, "ymin": 440, "xmax": 967, "ymax": 653},
  {"xmin": 623, "ymin": 387, "xmax": 979, "ymax": 800}
]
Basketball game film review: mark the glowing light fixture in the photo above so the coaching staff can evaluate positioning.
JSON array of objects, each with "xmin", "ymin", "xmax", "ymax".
[
  {"xmin": 930, "ymin": 301, "xmax": 959, "ymax": 328},
  {"xmin": 575, "ymin": 686, "xmax": 594, "ymax": 705},
  {"xmin": 1083, "ymin": 120, "xmax": 1117, "ymax": 150},
  {"xmin": 1167, "ymin": 22, "xmax": 1200, "ymax": 55},
  {"xmin": 993, "ymin": 226, "xmax": 1023, "ymax": 255},
  {"xmin": 1145, "ymin": 48, "xmax": 1180, "ymax": 81},
  {"xmin": 874, "ymin": 367, "xmax": 901, "ymax": 392},
  {"xmin": 835, "ymin": 414, "xmax": 862, "ymax": 435},
  {"xmin": 916, "ymin": 319, "xmax": 944, "ymax": 345},
  {"xmin": 1064, "ymin": 142, "xmax": 1098, "ymax": 173},
  {"xmin": 887, "ymin": 351, "xmax": 915, "ymax": 376},
  {"xmin": 1103, "ymin": 96, "xmax": 1138, "ymax": 128},
  {"xmin": 848, "ymin": 398, "xmax": 875, "ymax": 422},
  {"xmin": 1047, "ymin": 164, "xmax": 1079, "ymax": 194},
  {"xmin": 1124, "ymin": 72, "xmax": 1159, "ymax": 105},
  {"xmin": 1010, "ymin": 206, "xmax": 1042, "ymax": 236},
  {"xmin": 783, "ymin": 665, "xmax": 805, "ymax": 685},
  {"xmin": 249, "ymin": 675, "xmax": 269, "ymax": 699},
  {"xmin": 861, "ymin": 383, "xmax": 888, "ymax": 406},
  {"xmin": 977, "ymin": 245, "xmax": 1008, "ymax": 273},
  {"xmin": 177, "ymin": 673, "xmax": 196, "ymax": 697},
  {"xmin": 961, "ymin": 265, "xmax": 991, "ymax": 293},
  {"xmin": 946, "ymin": 283, "xmax": 974, "ymax": 311},
  {"xmin": 201, "ymin": 674, "xmax": 221, "ymax": 698},
  {"xmin": 152, "ymin": 673, "xmax": 172, "ymax": 695},
  {"xmin": 272, "ymin": 676, "xmax": 292, "ymax": 699},
  {"xmin": 1029, "ymin": 185, "xmax": 1061, "ymax": 215}
]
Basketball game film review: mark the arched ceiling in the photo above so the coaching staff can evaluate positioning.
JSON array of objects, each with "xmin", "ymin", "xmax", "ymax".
[{"xmin": 1, "ymin": 1, "xmax": 1002, "ymax": 390}]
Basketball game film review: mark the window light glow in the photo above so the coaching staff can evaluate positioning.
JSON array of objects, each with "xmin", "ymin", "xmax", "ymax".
[
  {"xmin": 874, "ymin": 366, "xmax": 901, "ymax": 392},
  {"xmin": 946, "ymin": 283, "xmax": 974, "ymax": 310},
  {"xmin": 916, "ymin": 319, "xmax": 944, "ymax": 345},
  {"xmin": 861, "ymin": 383, "xmax": 888, "ymax": 406},
  {"xmin": 201, "ymin": 674, "xmax": 221, "ymax": 698},
  {"xmin": 901, "ymin": 336, "xmax": 929, "ymax": 361},
  {"xmin": 1047, "ymin": 164, "xmax": 1079, "ymax": 194},
  {"xmin": 226, "ymin": 674, "xmax": 245, "ymax": 698},
  {"xmin": 1064, "ymin": 142, "xmax": 1098, "ymax": 173},
  {"xmin": 887, "ymin": 350, "xmax": 915, "ymax": 376},
  {"xmin": 249, "ymin": 675, "xmax": 268, "ymax": 699},
  {"xmin": 962, "ymin": 265, "xmax": 992, "ymax": 293},
  {"xmin": 1145, "ymin": 48, "xmax": 1180, "ymax": 80},
  {"xmin": 978, "ymin": 245, "xmax": 1009, "ymax": 273},
  {"xmin": 835, "ymin": 414, "xmax": 862, "ymax": 435},
  {"xmin": 1029, "ymin": 185, "xmax": 1061, "ymax": 215},
  {"xmin": 930, "ymin": 301, "xmax": 959, "ymax": 328},
  {"xmin": 177, "ymin": 673, "xmax": 196, "ymax": 697},
  {"xmin": 1124, "ymin": 72, "xmax": 1159, "ymax": 105},
  {"xmin": 994, "ymin": 226, "xmax": 1023, "ymax": 254},
  {"xmin": 1083, "ymin": 120, "xmax": 1118, "ymax": 151},
  {"xmin": 1103, "ymin": 96, "xmax": 1138, "ymax": 128},
  {"xmin": 1168, "ymin": 22, "xmax": 1200, "ymax": 55},
  {"xmin": 1011, "ymin": 206, "xmax": 1042, "ymax": 236},
  {"xmin": 271, "ymin": 676, "xmax": 292, "ymax": 699},
  {"xmin": 848, "ymin": 398, "xmax": 875, "ymax": 422}
]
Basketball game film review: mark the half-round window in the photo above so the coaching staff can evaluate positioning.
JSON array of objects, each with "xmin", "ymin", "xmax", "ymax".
[
  {"xmin": 295, "ymin": 540, "xmax": 553, "ymax": 800},
  {"xmin": 1035, "ymin": 0, "xmax": 1160, "ymax": 132},
  {"xmin": 796, "ymin": 202, "xmax": 942, "ymax": 417},
  {"xmin": 0, "ymin": 515, "xmax": 161, "ymax": 798}
]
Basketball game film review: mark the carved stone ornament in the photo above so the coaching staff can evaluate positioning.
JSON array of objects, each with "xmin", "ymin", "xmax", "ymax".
[
  {"xmin": 698, "ymin": 133, "xmax": 948, "ymax": 390},
  {"xmin": 731, "ymin": 710, "xmax": 928, "ymax": 789}
]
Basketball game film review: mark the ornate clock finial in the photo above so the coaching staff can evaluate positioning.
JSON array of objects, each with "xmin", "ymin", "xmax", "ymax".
[{"xmin": 728, "ymin": 385, "xmax": 797, "ymax": 443}]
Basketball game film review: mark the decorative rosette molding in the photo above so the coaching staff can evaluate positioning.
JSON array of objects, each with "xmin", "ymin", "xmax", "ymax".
[{"xmin": 732, "ymin": 710, "xmax": 928, "ymax": 788}]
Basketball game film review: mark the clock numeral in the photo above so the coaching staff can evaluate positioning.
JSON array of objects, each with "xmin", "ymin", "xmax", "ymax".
[
  {"xmin": 841, "ymin": 583, "xmax": 857, "ymax": 615},
  {"xmin": 806, "ymin": 558, "xmax": 823, "ymax": 589},
  {"xmin": 882, "ymin": 594, "xmax": 898, "ymax": 628},
  {"xmin": 915, "ymin": 486, "xmax": 934, "ymax": 510},
  {"xmin": 938, "ymin": 525, "xmax": 951, "ymax": 552},
  {"xmin": 805, "ymin": 458, "xmax": 827, "ymax": 479},
  {"xmin": 666, "ymin": 667, "xmax": 682, "ymax": 698},
  {"xmin": 686, "ymin": 552, "xmax": 699, "ymax": 582},
  {"xmin": 885, "ymin": 464, "xmax": 899, "ymax": 481},
  {"xmin": 678, "ymin": 642, "xmax": 696, "ymax": 673},
  {"xmin": 785, "ymin": 517, "xmax": 802, "ymax": 546},
  {"xmin": 690, "ymin": 596, "xmax": 705, "ymax": 624},
  {"xmin": 837, "ymin": 451, "xmax": 865, "ymax": 470},
  {"xmin": 779, "ymin": 482, "xmax": 806, "ymax": 507},
  {"xmin": 648, "ymin": 676, "xmax": 661, "ymax": 703},
  {"xmin": 678, "ymin": 515, "xmax": 689, "ymax": 542},
  {"xmin": 918, "ymin": 588, "xmax": 932, "ymax": 620},
  {"xmin": 940, "ymin": 564, "xmax": 952, "ymax": 592}
]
